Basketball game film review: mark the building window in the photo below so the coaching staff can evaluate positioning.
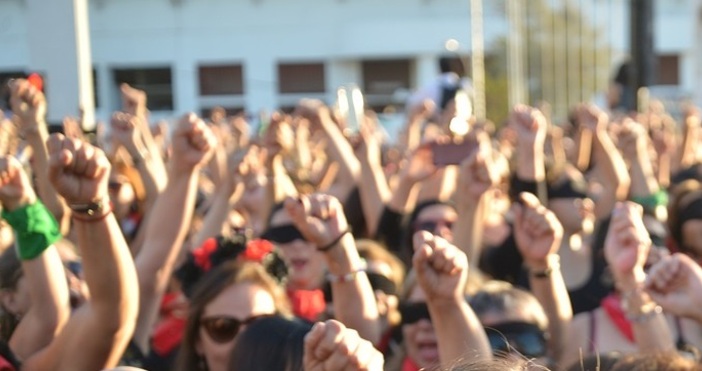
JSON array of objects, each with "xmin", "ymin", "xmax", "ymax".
[
  {"xmin": 657, "ymin": 54, "xmax": 679, "ymax": 85},
  {"xmin": 199, "ymin": 65, "xmax": 244, "ymax": 96},
  {"xmin": 278, "ymin": 63, "xmax": 326, "ymax": 94},
  {"xmin": 361, "ymin": 59, "xmax": 412, "ymax": 111},
  {"xmin": 113, "ymin": 67, "xmax": 173, "ymax": 111},
  {"xmin": 362, "ymin": 59, "xmax": 411, "ymax": 95}
]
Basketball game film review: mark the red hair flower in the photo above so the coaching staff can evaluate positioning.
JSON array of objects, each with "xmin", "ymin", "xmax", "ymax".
[
  {"xmin": 242, "ymin": 239, "xmax": 274, "ymax": 262},
  {"xmin": 192, "ymin": 238, "xmax": 218, "ymax": 271}
]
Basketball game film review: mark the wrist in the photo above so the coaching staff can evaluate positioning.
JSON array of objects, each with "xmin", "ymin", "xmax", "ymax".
[
  {"xmin": 525, "ymin": 254, "xmax": 560, "ymax": 279},
  {"xmin": 614, "ymin": 269, "xmax": 646, "ymax": 291},
  {"xmin": 3, "ymin": 194, "xmax": 37, "ymax": 213}
]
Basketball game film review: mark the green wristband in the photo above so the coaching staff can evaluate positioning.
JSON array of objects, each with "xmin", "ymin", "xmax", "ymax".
[
  {"xmin": 2, "ymin": 201, "xmax": 61, "ymax": 261},
  {"xmin": 631, "ymin": 190, "xmax": 669, "ymax": 210}
]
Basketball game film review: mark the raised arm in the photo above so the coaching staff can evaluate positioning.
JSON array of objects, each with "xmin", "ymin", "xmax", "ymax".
[
  {"xmin": 297, "ymin": 99, "xmax": 360, "ymax": 203},
  {"xmin": 0, "ymin": 157, "xmax": 69, "ymax": 361},
  {"xmin": 9, "ymin": 79, "xmax": 70, "ymax": 234},
  {"xmin": 303, "ymin": 319, "xmax": 384, "ymax": 371},
  {"xmin": 285, "ymin": 194, "xmax": 381, "ymax": 344},
  {"xmin": 452, "ymin": 132, "xmax": 498, "ymax": 268},
  {"xmin": 356, "ymin": 115, "xmax": 391, "ymax": 238},
  {"xmin": 604, "ymin": 202, "xmax": 675, "ymax": 353},
  {"xmin": 132, "ymin": 113, "xmax": 216, "ymax": 352},
  {"xmin": 512, "ymin": 192, "xmax": 571, "ymax": 364},
  {"xmin": 577, "ymin": 105, "xmax": 631, "ymax": 220},
  {"xmin": 413, "ymin": 231, "xmax": 492, "ymax": 366},
  {"xmin": 24, "ymin": 135, "xmax": 139, "ymax": 370},
  {"xmin": 646, "ymin": 253, "xmax": 702, "ymax": 324}
]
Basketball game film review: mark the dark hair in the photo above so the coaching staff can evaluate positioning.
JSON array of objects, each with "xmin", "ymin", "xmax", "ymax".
[
  {"xmin": 667, "ymin": 180, "xmax": 702, "ymax": 254},
  {"xmin": 175, "ymin": 261, "xmax": 291, "ymax": 371},
  {"xmin": 0, "ymin": 248, "xmax": 22, "ymax": 342},
  {"xmin": 228, "ymin": 315, "xmax": 312, "ymax": 371},
  {"xmin": 609, "ymin": 352, "xmax": 701, "ymax": 371}
]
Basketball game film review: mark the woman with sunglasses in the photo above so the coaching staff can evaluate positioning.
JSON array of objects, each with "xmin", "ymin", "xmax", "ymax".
[
  {"xmin": 176, "ymin": 260, "xmax": 291, "ymax": 371},
  {"xmin": 388, "ymin": 232, "xmax": 491, "ymax": 370},
  {"xmin": 261, "ymin": 194, "xmax": 381, "ymax": 344}
]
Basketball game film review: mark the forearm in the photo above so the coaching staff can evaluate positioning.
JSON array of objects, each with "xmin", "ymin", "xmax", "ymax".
[
  {"xmin": 191, "ymin": 184, "xmax": 241, "ymax": 248},
  {"xmin": 320, "ymin": 119, "xmax": 361, "ymax": 184},
  {"xmin": 25, "ymin": 127, "xmax": 70, "ymax": 233},
  {"xmin": 11, "ymin": 247, "xmax": 70, "ymax": 360},
  {"xmin": 428, "ymin": 299, "xmax": 492, "ymax": 364},
  {"xmin": 127, "ymin": 139, "xmax": 167, "ymax": 200},
  {"xmin": 386, "ymin": 176, "xmax": 419, "ymax": 213},
  {"xmin": 133, "ymin": 171, "xmax": 198, "ymax": 349},
  {"xmin": 75, "ymin": 212, "xmax": 139, "ymax": 334},
  {"xmin": 629, "ymin": 148, "xmax": 660, "ymax": 199},
  {"xmin": 417, "ymin": 167, "xmax": 457, "ymax": 203},
  {"xmin": 592, "ymin": 131, "xmax": 631, "ymax": 219},
  {"xmin": 328, "ymin": 234, "xmax": 381, "ymax": 344},
  {"xmin": 358, "ymin": 157, "xmax": 391, "ymax": 237},
  {"xmin": 452, "ymin": 198, "xmax": 484, "ymax": 269},
  {"xmin": 527, "ymin": 256, "xmax": 572, "ymax": 363}
]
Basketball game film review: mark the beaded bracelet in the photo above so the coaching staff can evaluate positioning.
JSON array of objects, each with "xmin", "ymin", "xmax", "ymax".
[{"xmin": 327, "ymin": 268, "xmax": 366, "ymax": 284}]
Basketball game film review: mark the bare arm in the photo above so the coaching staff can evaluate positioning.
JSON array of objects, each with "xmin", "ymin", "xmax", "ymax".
[
  {"xmin": 513, "ymin": 192, "xmax": 572, "ymax": 363},
  {"xmin": 413, "ymin": 232, "xmax": 492, "ymax": 365},
  {"xmin": 605, "ymin": 202, "xmax": 675, "ymax": 353},
  {"xmin": 10, "ymin": 79, "xmax": 70, "ymax": 234},
  {"xmin": 132, "ymin": 114, "xmax": 216, "ymax": 352},
  {"xmin": 356, "ymin": 118, "xmax": 391, "ymax": 237},
  {"xmin": 25, "ymin": 135, "xmax": 140, "ymax": 370},
  {"xmin": 285, "ymin": 195, "xmax": 381, "ymax": 344},
  {"xmin": 0, "ymin": 157, "xmax": 69, "ymax": 361}
]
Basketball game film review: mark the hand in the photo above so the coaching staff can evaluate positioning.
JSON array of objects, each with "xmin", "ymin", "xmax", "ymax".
[
  {"xmin": 9, "ymin": 79, "xmax": 46, "ymax": 132},
  {"xmin": 110, "ymin": 112, "xmax": 143, "ymax": 153},
  {"xmin": 455, "ymin": 134, "xmax": 498, "ymax": 206},
  {"xmin": 399, "ymin": 145, "xmax": 436, "ymax": 184},
  {"xmin": 412, "ymin": 231, "xmax": 468, "ymax": 304},
  {"xmin": 577, "ymin": 104, "xmax": 608, "ymax": 133},
  {"xmin": 284, "ymin": 193, "xmax": 349, "ymax": 250},
  {"xmin": 408, "ymin": 99, "xmax": 435, "ymax": 122},
  {"xmin": 169, "ymin": 113, "xmax": 217, "ymax": 175},
  {"xmin": 120, "ymin": 83, "xmax": 147, "ymax": 118},
  {"xmin": 303, "ymin": 320, "xmax": 384, "ymax": 371},
  {"xmin": 513, "ymin": 192, "xmax": 563, "ymax": 268},
  {"xmin": 617, "ymin": 119, "xmax": 647, "ymax": 160},
  {"xmin": 262, "ymin": 112, "xmax": 294, "ymax": 158},
  {"xmin": 645, "ymin": 253, "xmax": 702, "ymax": 322},
  {"xmin": 296, "ymin": 99, "xmax": 334, "ymax": 129},
  {"xmin": 355, "ymin": 114, "xmax": 382, "ymax": 166},
  {"xmin": 0, "ymin": 156, "xmax": 36, "ymax": 211},
  {"xmin": 47, "ymin": 135, "xmax": 110, "ymax": 205},
  {"xmin": 509, "ymin": 104, "xmax": 547, "ymax": 146},
  {"xmin": 604, "ymin": 202, "xmax": 652, "ymax": 287}
]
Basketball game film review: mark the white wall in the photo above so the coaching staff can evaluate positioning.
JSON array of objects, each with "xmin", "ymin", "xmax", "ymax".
[{"xmin": 0, "ymin": 0, "xmax": 697, "ymax": 122}]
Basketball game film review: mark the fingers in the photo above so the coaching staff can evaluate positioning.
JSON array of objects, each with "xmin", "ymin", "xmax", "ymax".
[
  {"xmin": 304, "ymin": 320, "xmax": 383, "ymax": 371},
  {"xmin": 412, "ymin": 231, "xmax": 467, "ymax": 276}
]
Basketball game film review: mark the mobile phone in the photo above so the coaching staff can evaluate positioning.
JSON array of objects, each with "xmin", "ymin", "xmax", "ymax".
[
  {"xmin": 430, "ymin": 139, "xmax": 478, "ymax": 166},
  {"xmin": 336, "ymin": 85, "xmax": 364, "ymax": 136}
]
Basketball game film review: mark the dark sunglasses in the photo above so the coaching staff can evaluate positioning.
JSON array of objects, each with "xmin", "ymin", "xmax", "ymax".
[
  {"xmin": 108, "ymin": 180, "xmax": 124, "ymax": 193},
  {"xmin": 413, "ymin": 219, "xmax": 455, "ymax": 233},
  {"xmin": 399, "ymin": 301, "xmax": 431, "ymax": 325},
  {"xmin": 200, "ymin": 314, "xmax": 274, "ymax": 344},
  {"xmin": 261, "ymin": 224, "xmax": 306, "ymax": 244},
  {"xmin": 485, "ymin": 321, "xmax": 547, "ymax": 359}
]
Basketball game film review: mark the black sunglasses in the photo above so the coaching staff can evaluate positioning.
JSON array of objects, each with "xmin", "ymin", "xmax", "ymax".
[
  {"xmin": 261, "ymin": 224, "xmax": 306, "ymax": 244},
  {"xmin": 485, "ymin": 321, "xmax": 548, "ymax": 359},
  {"xmin": 399, "ymin": 301, "xmax": 431, "ymax": 325},
  {"xmin": 200, "ymin": 314, "xmax": 274, "ymax": 343},
  {"xmin": 413, "ymin": 219, "xmax": 455, "ymax": 233}
]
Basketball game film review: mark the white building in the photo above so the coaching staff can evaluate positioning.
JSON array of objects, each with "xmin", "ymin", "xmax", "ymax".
[{"xmin": 0, "ymin": 0, "xmax": 698, "ymax": 125}]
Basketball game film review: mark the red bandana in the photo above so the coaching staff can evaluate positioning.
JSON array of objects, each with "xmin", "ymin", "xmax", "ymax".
[
  {"xmin": 192, "ymin": 238, "xmax": 218, "ymax": 271},
  {"xmin": 601, "ymin": 293, "xmax": 635, "ymax": 343},
  {"xmin": 402, "ymin": 357, "xmax": 421, "ymax": 371},
  {"xmin": 287, "ymin": 289, "xmax": 326, "ymax": 322}
]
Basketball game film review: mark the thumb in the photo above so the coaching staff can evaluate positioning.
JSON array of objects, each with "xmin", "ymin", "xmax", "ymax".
[{"xmin": 519, "ymin": 192, "xmax": 541, "ymax": 209}]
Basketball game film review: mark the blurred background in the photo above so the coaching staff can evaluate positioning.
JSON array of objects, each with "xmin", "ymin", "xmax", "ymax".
[{"xmin": 0, "ymin": 0, "xmax": 697, "ymax": 135}]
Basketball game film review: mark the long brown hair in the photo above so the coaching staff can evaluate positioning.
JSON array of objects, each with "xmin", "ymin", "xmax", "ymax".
[{"xmin": 175, "ymin": 261, "xmax": 291, "ymax": 371}]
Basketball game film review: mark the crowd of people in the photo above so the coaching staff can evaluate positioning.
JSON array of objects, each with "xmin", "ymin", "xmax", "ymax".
[{"xmin": 1, "ymin": 61, "xmax": 702, "ymax": 371}]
